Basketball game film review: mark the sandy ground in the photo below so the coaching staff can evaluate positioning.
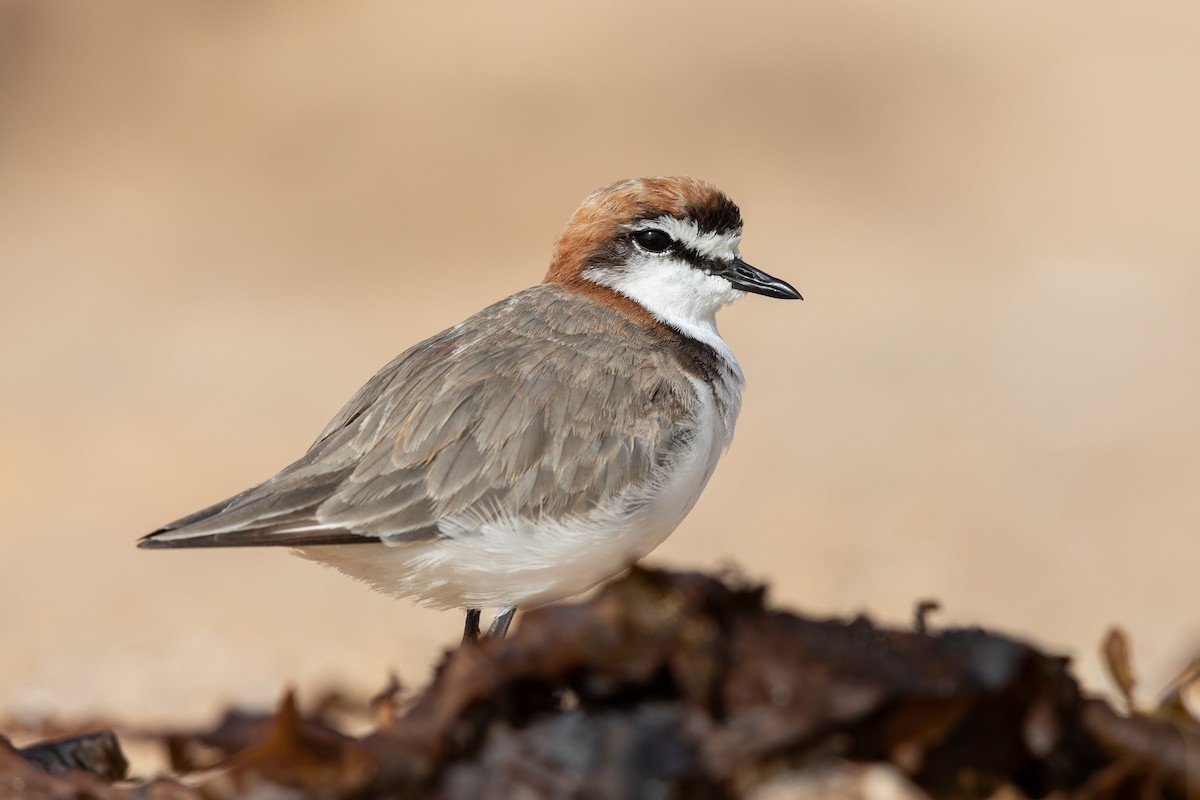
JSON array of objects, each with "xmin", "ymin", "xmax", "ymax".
[{"xmin": 1, "ymin": 1, "xmax": 1197, "ymax": 728}]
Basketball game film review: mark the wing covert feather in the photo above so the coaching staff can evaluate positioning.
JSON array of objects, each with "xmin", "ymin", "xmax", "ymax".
[{"xmin": 147, "ymin": 285, "xmax": 700, "ymax": 548}]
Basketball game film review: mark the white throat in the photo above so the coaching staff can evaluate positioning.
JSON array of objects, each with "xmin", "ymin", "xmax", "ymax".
[
  {"xmin": 593, "ymin": 258, "xmax": 740, "ymax": 355},
  {"xmin": 582, "ymin": 217, "xmax": 746, "ymax": 366}
]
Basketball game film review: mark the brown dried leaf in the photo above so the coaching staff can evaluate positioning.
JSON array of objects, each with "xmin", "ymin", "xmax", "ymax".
[
  {"xmin": 1154, "ymin": 659, "xmax": 1200, "ymax": 730},
  {"xmin": 220, "ymin": 690, "xmax": 375, "ymax": 794},
  {"xmin": 370, "ymin": 673, "xmax": 404, "ymax": 728},
  {"xmin": 1101, "ymin": 626, "xmax": 1138, "ymax": 712}
]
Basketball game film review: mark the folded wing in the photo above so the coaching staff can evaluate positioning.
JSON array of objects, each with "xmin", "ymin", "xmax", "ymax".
[{"xmin": 139, "ymin": 286, "xmax": 695, "ymax": 550}]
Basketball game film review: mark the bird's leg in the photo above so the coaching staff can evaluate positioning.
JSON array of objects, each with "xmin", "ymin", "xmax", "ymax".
[
  {"xmin": 488, "ymin": 607, "xmax": 517, "ymax": 638},
  {"xmin": 462, "ymin": 608, "xmax": 482, "ymax": 643}
]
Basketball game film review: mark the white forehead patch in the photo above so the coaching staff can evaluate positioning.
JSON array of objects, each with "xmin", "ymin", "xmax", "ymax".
[{"xmin": 630, "ymin": 216, "xmax": 742, "ymax": 261}]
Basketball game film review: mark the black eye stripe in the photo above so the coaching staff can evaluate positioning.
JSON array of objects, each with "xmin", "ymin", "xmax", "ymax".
[
  {"xmin": 630, "ymin": 234, "xmax": 724, "ymax": 271},
  {"xmin": 680, "ymin": 247, "xmax": 708, "ymax": 268},
  {"xmin": 674, "ymin": 244, "xmax": 719, "ymax": 271}
]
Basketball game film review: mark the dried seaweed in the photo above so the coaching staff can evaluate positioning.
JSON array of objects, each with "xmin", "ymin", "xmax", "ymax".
[{"xmin": 2, "ymin": 567, "xmax": 1196, "ymax": 799}]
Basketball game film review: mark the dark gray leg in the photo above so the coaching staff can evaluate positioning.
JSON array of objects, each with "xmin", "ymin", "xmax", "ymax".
[
  {"xmin": 488, "ymin": 607, "xmax": 517, "ymax": 638},
  {"xmin": 462, "ymin": 608, "xmax": 482, "ymax": 643}
]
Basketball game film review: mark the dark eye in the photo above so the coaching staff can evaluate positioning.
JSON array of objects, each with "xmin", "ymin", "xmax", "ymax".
[{"xmin": 632, "ymin": 229, "xmax": 675, "ymax": 253}]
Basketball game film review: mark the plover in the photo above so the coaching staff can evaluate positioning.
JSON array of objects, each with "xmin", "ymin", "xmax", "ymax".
[{"xmin": 140, "ymin": 177, "xmax": 801, "ymax": 640}]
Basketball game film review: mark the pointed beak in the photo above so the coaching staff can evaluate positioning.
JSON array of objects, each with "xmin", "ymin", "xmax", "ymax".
[{"xmin": 721, "ymin": 259, "xmax": 803, "ymax": 300}]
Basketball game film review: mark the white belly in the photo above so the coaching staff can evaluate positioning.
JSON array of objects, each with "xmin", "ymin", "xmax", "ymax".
[{"xmin": 297, "ymin": 378, "xmax": 732, "ymax": 610}]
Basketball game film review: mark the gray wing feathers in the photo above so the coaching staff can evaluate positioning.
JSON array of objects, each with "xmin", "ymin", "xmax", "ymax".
[{"xmin": 142, "ymin": 286, "xmax": 697, "ymax": 549}]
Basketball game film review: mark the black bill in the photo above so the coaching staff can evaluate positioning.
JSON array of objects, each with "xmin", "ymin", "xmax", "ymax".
[{"xmin": 720, "ymin": 258, "xmax": 803, "ymax": 300}]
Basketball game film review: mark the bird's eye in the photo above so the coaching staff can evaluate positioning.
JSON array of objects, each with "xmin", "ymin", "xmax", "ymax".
[{"xmin": 632, "ymin": 229, "xmax": 675, "ymax": 253}]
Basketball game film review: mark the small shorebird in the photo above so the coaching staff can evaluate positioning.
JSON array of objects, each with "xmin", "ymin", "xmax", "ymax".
[{"xmin": 140, "ymin": 177, "xmax": 801, "ymax": 641}]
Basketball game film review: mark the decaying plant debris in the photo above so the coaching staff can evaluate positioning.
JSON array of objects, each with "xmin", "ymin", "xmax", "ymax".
[{"xmin": 3, "ymin": 567, "xmax": 1197, "ymax": 799}]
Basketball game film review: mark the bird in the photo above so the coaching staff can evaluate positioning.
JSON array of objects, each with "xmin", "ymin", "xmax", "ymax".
[{"xmin": 139, "ymin": 176, "xmax": 802, "ymax": 642}]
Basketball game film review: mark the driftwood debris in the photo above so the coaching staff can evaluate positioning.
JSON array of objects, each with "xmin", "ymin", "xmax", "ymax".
[{"xmin": 3, "ymin": 567, "xmax": 1197, "ymax": 798}]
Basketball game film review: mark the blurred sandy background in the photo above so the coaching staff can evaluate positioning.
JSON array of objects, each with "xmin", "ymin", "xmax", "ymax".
[{"xmin": 1, "ymin": 1, "xmax": 1197, "ymax": 727}]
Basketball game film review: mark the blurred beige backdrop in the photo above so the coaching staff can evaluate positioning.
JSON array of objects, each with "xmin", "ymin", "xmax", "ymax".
[{"xmin": 1, "ymin": 1, "xmax": 1197, "ymax": 725}]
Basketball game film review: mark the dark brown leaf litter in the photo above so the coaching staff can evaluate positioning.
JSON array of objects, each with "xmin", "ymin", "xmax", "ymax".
[
  {"xmin": 0, "ymin": 730, "xmax": 136, "ymax": 800},
  {"xmin": 3, "ymin": 567, "xmax": 1198, "ymax": 799},
  {"xmin": 6, "ymin": 729, "xmax": 128, "ymax": 781}
]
